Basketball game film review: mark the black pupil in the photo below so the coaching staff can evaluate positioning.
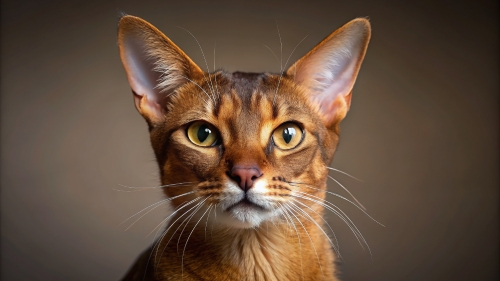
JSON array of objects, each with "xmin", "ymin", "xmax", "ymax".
[
  {"xmin": 197, "ymin": 124, "xmax": 211, "ymax": 143},
  {"xmin": 282, "ymin": 127, "xmax": 296, "ymax": 143}
]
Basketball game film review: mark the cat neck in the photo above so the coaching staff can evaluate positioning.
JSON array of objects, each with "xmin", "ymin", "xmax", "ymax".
[{"xmin": 188, "ymin": 205, "xmax": 331, "ymax": 279}]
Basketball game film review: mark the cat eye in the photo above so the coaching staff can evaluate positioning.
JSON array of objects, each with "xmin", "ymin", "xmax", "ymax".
[
  {"xmin": 272, "ymin": 122, "xmax": 304, "ymax": 150},
  {"xmin": 187, "ymin": 121, "xmax": 220, "ymax": 147}
]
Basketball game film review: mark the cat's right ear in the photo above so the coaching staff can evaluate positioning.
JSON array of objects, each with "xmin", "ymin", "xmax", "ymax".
[{"xmin": 118, "ymin": 15, "xmax": 203, "ymax": 124}]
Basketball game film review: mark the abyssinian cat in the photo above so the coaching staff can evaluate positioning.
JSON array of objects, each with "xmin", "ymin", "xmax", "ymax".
[{"xmin": 118, "ymin": 14, "xmax": 371, "ymax": 281}]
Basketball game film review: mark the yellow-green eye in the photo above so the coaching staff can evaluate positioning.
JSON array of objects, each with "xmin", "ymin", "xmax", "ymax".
[
  {"xmin": 272, "ymin": 122, "xmax": 303, "ymax": 149},
  {"xmin": 187, "ymin": 121, "xmax": 219, "ymax": 147}
]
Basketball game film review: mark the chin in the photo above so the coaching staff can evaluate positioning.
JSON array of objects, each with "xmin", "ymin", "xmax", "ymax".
[{"xmin": 218, "ymin": 205, "xmax": 273, "ymax": 229}]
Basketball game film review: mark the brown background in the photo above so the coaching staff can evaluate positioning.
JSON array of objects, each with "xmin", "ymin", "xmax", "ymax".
[{"xmin": 1, "ymin": 0, "xmax": 498, "ymax": 280}]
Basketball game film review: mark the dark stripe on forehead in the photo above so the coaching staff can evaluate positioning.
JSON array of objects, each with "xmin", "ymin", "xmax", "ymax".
[
  {"xmin": 232, "ymin": 71, "xmax": 263, "ymax": 81},
  {"xmin": 272, "ymin": 102, "xmax": 279, "ymax": 119},
  {"xmin": 231, "ymin": 72, "xmax": 265, "ymax": 108},
  {"xmin": 210, "ymin": 72, "xmax": 227, "ymax": 118},
  {"xmin": 252, "ymin": 92, "xmax": 262, "ymax": 108},
  {"xmin": 213, "ymin": 100, "xmax": 221, "ymax": 118},
  {"xmin": 226, "ymin": 116, "xmax": 238, "ymax": 142}
]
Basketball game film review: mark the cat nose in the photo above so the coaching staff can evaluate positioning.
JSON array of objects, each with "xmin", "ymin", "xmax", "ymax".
[{"xmin": 230, "ymin": 166, "xmax": 263, "ymax": 192}]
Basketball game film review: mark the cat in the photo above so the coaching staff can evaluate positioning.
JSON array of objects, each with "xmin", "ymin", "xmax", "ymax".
[{"xmin": 118, "ymin": 14, "xmax": 371, "ymax": 281}]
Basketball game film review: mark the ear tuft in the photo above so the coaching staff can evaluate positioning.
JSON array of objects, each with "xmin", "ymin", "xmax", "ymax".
[
  {"xmin": 117, "ymin": 10, "xmax": 128, "ymax": 20},
  {"xmin": 287, "ymin": 18, "xmax": 371, "ymax": 125}
]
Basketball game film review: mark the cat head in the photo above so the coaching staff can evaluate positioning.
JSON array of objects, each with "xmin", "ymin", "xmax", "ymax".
[{"xmin": 118, "ymin": 15, "xmax": 370, "ymax": 228}]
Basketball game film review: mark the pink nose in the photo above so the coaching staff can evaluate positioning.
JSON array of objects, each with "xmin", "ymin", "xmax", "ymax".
[{"xmin": 230, "ymin": 166, "xmax": 263, "ymax": 191}]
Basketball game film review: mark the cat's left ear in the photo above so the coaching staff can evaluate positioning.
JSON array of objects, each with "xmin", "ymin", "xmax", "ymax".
[
  {"xmin": 286, "ymin": 18, "xmax": 371, "ymax": 126},
  {"xmin": 118, "ymin": 15, "xmax": 204, "ymax": 124}
]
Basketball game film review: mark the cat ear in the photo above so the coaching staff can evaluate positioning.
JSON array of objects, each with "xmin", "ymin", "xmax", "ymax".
[
  {"xmin": 118, "ymin": 15, "xmax": 203, "ymax": 123},
  {"xmin": 286, "ymin": 18, "xmax": 371, "ymax": 125}
]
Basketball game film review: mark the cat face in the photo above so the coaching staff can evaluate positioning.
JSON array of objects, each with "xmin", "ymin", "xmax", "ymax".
[
  {"xmin": 118, "ymin": 16, "xmax": 370, "ymax": 228},
  {"xmin": 154, "ymin": 71, "xmax": 338, "ymax": 227}
]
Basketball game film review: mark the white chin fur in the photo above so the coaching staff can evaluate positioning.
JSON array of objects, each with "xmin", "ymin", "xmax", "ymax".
[
  {"xmin": 216, "ymin": 179, "xmax": 277, "ymax": 228},
  {"xmin": 218, "ymin": 206, "xmax": 270, "ymax": 228}
]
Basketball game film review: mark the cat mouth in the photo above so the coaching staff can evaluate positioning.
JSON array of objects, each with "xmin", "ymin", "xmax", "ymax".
[{"xmin": 225, "ymin": 197, "xmax": 266, "ymax": 212}]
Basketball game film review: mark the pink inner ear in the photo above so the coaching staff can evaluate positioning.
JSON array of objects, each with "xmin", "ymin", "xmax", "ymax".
[
  {"xmin": 288, "ymin": 18, "xmax": 370, "ymax": 124},
  {"xmin": 313, "ymin": 53, "xmax": 359, "ymax": 118},
  {"xmin": 118, "ymin": 16, "xmax": 206, "ymax": 122},
  {"xmin": 295, "ymin": 48, "xmax": 360, "ymax": 122},
  {"xmin": 122, "ymin": 35, "xmax": 164, "ymax": 105},
  {"xmin": 314, "ymin": 94, "xmax": 351, "ymax": 124}
]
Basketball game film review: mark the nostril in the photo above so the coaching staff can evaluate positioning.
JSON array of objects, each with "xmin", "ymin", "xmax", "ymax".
[{"xmin": 230, "ymin": 166, "xmax": 263, "ymax": 191}]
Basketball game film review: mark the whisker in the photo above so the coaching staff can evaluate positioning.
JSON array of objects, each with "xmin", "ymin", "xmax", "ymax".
[
  {"xmin": 327, "ymin": 175, "xmax": 366, "ymax": 210},
  {"xmin": 120, "ymin": 182, "xmax": 194, "ymax": 189},
  {"xmin": 119, "ymin": 190, "xmax": 196, "ymax": 227},
  {"xmin": 124, "ymin": 201, "xmax": 169, "ymax": 232},
  {"xmin": 268, "ymin": 205, "xmax": 283, "ymax": 234},
  {"xmin": 154, "ymin": 204, "xmax": 200, "ymax": 270},
  {"xmin": 177, "ymin": 26, "xmax": 217, "ymax": 104},
  {"xmin": 278, "ymin": 203, "xmax": 304, "ymax": 281},
  {"xmin": 114, "ymin": 182, "xmax": 193, "ymax": 192},
  {"xmin": 178, "ymin": 75, "xmax": 212, "ymax": 106},
  {"xmin": 204, "ymin": 205, "xmax": 214, "ymax": 240},
  {"xmin": 176, "ymin": 198, "xmax": 208, "ymax": 254},
  {"xmin": 263, "ymin": 44, "xmax": 280, "ymax": 64},
  {"xmin": 288, "ymin": 200, "xmax": 341, "ymax": 258},
  {"xmin": 211, "ymin": 203, "xmax": 218, "ymax": 240},
  {"xmin": 291, "ymin": 192, "xmax": 370, "ymax": 254},
  {"xmin": 147, "ymin": 197, "xmax": 201, "ymax": 238},
  {"xmin": 273, "ymin": 34, "xmax": 309, "ymax": 106},
  {"xmin": 283, "ymin": 203, "xmax": 325, "ymax": 280},
  {"xmin": 275, "ymin": 203, "xmax": 293, "ymax": 235},
  {"xmin": 213, "ymin": 41, "xmax": 220, "ymax": 102},
  {"xmin": 182, "ymin": 199, "xmax": 212, "ymax": 280},
  {"xmin": 283, "ymin": 35, "xmax": 308, "ymax": 71},
  {"xmin": 290, "ymin": 182, "xmax": 384, "ymax": 226},
  {"xmin": 154, "ymin": 198, "xmax": 207, "ymax": 268},
  {"xmin": 326, "ymin": 166, "xmax": 363, "ymax": 182},
  {"xmin": 294, "ymin": 190, "xmax": 367, "ymax": 235},
  {"xmin": 277, "ymin": 20, "xmax": 282, "ymax": 71},
  {"xmin": 290, "ymin": 199, "xmax": 341, "ymax": 258},
  {"xmin": 143, "ymin": 197, "xmax": 201, "ymax": 281}
]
